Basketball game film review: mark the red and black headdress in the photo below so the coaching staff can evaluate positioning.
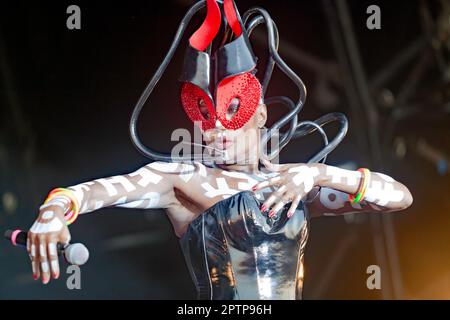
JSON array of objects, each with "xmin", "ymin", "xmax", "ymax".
[
  {"xmin": 180, "ymin": 0, "xmax": 261, "ymax": 131},
  {"xmin": 130, "ymin": 0, "xmax": 348, "ymax": 163}
]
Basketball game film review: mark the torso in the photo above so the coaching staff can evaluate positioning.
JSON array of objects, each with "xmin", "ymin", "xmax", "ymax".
[
  {"xmin": 178, "ymin": 190, "xmax": 310, "ymax": 299},
  {"xmin": 163, "ymin": 162, "xmax": 280, "ymax": 238}
]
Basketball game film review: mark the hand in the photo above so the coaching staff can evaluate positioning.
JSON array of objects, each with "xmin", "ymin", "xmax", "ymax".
[
  {"xmin": 27, "ymin": 201, "xmax": 71, "ymax": 284},
  {"xmin": 252, "ymin": 159, "xmax": 322, "ymax": 218}
]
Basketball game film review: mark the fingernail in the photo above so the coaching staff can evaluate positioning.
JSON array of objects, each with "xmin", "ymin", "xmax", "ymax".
[
  {"xmin": 260, "ymin": 205, "xmax": 266, "ymax": 212},
  {"xmin": 287, "ymin": 211, "xmax": 294, "ymax": 218},
  {"xmin": 42, "ymin": 277, "xmax": 49, "ymax": 285},
  {"xmin": 269, "ymin": 210, "xmax": 275, "ymax": 218},
  {"xmin": 33, "ymin": 274, "xmax": 38, "ymax": 280},
  {"xmin": 252, "ymin": 186, "xmax": 257, "ymax": 191}
]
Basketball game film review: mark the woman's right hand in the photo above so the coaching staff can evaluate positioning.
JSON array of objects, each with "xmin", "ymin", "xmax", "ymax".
[{"xmin": 27, "ymin": 203, "xmax": 71, "ymax": 284}]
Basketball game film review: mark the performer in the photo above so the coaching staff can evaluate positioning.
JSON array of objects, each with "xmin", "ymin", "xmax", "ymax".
[{"xmin": 25, "ymin": 0, "xmax": 412, "ymax": 299}]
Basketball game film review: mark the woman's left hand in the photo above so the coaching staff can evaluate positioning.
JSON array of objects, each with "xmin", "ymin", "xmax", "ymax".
[{"xmin": 252, "ymin": 159, "xmax": 323, "ymax": 218}]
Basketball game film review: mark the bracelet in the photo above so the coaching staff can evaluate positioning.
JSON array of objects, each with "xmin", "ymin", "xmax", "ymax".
[
  {"xmin": 44, "ymin": 188, "xmax": 80, "ymax": 225},
  {"xmin": 349, "ymin": 168, "xmax": 371, "ymax": 204}
]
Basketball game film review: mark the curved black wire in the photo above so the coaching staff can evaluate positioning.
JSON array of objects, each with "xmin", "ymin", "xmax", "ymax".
[
  {"xmin": 244, "ymin": 7, "xmax": 347, "ymax": 163},
  {"xmin": 243, "ymin": 14, "xmax": 279, "ymax": 94},
  {"xmin": 296, "ymin": 112, "xmax": 348, "ymax": 163},
  {"xmin": 264, "ymin": 96, "xmax": 297, "ymax": 152},
  {"xmin": 241, "ymin": 7, "xmax": 307, "ymax": 161},
  {"xmin": 129, "ymin": 1, "xmax": 208, "ymax": 162},
  {"xmin": 299, "ymin": 121, "xmax": 329, "ymax": 164},
  {"xmin": 265, "ymin": 97, "xmax": 347, "ymax": 165}
]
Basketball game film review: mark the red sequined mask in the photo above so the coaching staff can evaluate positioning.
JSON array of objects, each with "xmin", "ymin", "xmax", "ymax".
[{"xmin": 181, "ymin": 73, "xmax": 261, "ymax": 131}]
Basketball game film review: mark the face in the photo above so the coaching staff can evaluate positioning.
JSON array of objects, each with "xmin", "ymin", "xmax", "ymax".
[
  {"xmin": 201, "ymin": 102, "xmax": 267, "ymax": 164},
  {"xmin": 181, "ymin": 72, "xmax": 262, "ymax": 130}
]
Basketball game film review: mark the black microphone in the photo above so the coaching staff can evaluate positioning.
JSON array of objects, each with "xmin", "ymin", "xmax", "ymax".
[{"xmin": 4, "ymin": 229, "xmax": 89, "ymax": 266}]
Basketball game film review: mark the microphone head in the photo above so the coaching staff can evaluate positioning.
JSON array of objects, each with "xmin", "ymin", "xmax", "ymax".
[{"xmin": 65, "ymin": 243, "xmax": 89, "ymax": 266}]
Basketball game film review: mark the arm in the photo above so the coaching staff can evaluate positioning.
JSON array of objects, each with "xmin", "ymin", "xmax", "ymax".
[
  {"xmin": 305, "ymin": 164, "xmax": 413, "ymax": 218},
  {"xmin": 66, "ymin": 161, "xmax": 179, "ymax": 214},
  {"xmin": 27, "ymin": 161, "xmax": 197, "ymax": 284},
  {"xmin": 253, "ymin": 160, "xmax": 413, "ymax": 218}
]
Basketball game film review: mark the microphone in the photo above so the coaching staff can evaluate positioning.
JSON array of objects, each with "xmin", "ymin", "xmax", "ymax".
[{"xmin": 4, "ymin": 229, "xmax": 89, "ymax": 266}]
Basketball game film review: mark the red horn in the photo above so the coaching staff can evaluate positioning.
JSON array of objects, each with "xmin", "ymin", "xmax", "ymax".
[
  {"xmin": 223, "ymin": 0, "xmax": 242, "ymax": 37},
  {"xmin": 189, "ymin": 0, "xmax": 222, "ymax": 51}
]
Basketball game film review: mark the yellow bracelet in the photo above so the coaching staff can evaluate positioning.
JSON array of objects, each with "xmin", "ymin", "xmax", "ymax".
[
  {"xmin": 45, "ymin": 188, "xmax": 80, "ymax": 225},
  {"xmin": 349, "ymin": 168, "xmax": 371, "ymax": 204}
]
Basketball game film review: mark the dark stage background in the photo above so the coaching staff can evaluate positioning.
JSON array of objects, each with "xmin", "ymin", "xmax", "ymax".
[{"xmin": 0, "ymin": 0, "xmax": 449, "ymax": 299}]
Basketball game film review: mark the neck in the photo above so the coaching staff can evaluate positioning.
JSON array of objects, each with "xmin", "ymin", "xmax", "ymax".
[
  {"xmin": 212, "ymin": 132, "xmax": 263, "ymax": 175},
  {"xmin": 216, "ymin": 161, "xmax": 261, "ymax": 174}
]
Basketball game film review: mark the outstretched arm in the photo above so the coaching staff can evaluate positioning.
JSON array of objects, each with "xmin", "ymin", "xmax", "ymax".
[
  {"xmin": 26, "ymin": 161, "xmax": 198, "ymax": 284},
  {"xmin": 304, "ymin": 165, "xmax": 413, "ymax": 218},
  {"xmin": 67, "ymin": 161, "xmax": 180, "ymax": 214},
  {"xmin": 252, "ymin": 160, "xmax": 413, "ymax": 218}
]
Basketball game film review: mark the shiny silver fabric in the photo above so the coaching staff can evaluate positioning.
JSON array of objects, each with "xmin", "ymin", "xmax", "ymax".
[{"xmin": 179, "ymin": 190, "xmax": 310, "ymax": 300}]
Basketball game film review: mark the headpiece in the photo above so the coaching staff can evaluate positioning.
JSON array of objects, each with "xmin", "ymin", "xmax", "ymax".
[{"xmin": 129, "ymin": 0, "xmax": 348, "ymax": 163}]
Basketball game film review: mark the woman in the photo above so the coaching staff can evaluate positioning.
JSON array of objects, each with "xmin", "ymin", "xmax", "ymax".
[{"xmin": 25, "ymin": 0, "xmax": 413, "ymax": 299}]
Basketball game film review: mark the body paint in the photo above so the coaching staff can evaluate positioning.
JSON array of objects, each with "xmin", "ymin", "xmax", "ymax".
[
  {"xmin": 325, "ymin": 166, "xmax": 361, "ymax": 186},
  {"xmin": 66, "ymin": 162, "xmax": 200, "ymax": 214},
  {"xmin": 129, "ymin": 167, "xmax": 163, "ymax": 187},
  {"xmin": 30, "ymin": 218, "xmax": 63, "ymax": 234},
  {"xmin": 39, "ymin": 244, "xmax": 46, "ymax": 257},
  {"xmin": 48, "ymin": 243, "xmax": 57, "ymax": 256},
  {"xmin": 41, "ymin": 262, "xmax": 49, "ymax": 273},
  {"xmin": 319, "ymin": 188, "xmax": 362, "ymax": 210},
  {"xmin": 201, "ymin": 178, "xmax": 239, "ymax": 199},
  {"xmin": 221, "ymin": 170, "xmax": 259, "ymax": 191},
  {"xmin": 117, "ymin": 192, "xmax": 161, "ymax": 209},
  {"xmin": 41, "ymin": 211, "xmax": 54, "ymax": 220},
  {"xmin": 287, "ymin": 166, "xmax": 320, "ymax": 192},
  {"xmin": 365, "ymin": 180, "xmax": 404, "ymax": 206},
  {"xmin": 97, "ymin": 176, "xmax": 137, "ymax": 196}
]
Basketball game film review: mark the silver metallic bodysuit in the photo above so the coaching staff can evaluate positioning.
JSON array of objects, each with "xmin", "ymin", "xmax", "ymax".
[{"xmin": 179, "ymin": 190, "xmax": 310, "ymax": 300}]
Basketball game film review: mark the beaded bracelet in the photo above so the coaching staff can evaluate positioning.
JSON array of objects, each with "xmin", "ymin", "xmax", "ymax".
[
  {"xmin": 44, "ymin": 188, "xmax": 80, "ymax": 225},
  {"xmin": 349, "ymin": 168, "xmax": 371, "ymax": 204}
]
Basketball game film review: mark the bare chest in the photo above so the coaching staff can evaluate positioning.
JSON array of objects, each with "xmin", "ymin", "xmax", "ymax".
[{"xmin": 167, "ymin": 168, "xmax": 279, "ymax": 237}]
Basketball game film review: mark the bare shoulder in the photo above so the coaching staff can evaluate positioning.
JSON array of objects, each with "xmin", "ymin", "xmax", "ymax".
[{"xmin": 145, "ymin": 161, "xmax": 205, "ymax": 178}]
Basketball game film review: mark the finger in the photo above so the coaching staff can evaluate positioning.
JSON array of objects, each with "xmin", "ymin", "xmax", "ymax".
[
  {"xmin": 252, "ymin": 175, "xmax": 282, "ymax": 191},
  {"xmin": 26, "ymin": 235, "xmax": 31, "ymax": 252},
  {"xmin": 29, "ymin": 235, "xmax": 40, "ymax": 280},
  {"xmin": 262, "ymin": 159, "xmax": 286, "ymax": 172},
  {"xmin": 48, "ymin": 240, "xmax": 60, "ymax": 279},
  {"xmin": 269, "ymin": 192, "xmax": 292, "ymax": 218},
  {"xmin": 26, "ymin": 236, "xmax": 33, "ymax": 267},
  {"xmin": 287, "ymin": 194, "xmax": 303, "ymax": 218},
  {"xmin": 61, "ymin": 230, "xmax": 71, "ymax": 246},
  {"xmin": 26, "ymin": 235, "xmax": 32, "ymax": 261},
  {"xmin": 37, "ymin": 236, "xmax": 51, "ymax": 284},
  {"xmin": 261, "ymin": 185, "xmax": 287, "ymax": 213}
]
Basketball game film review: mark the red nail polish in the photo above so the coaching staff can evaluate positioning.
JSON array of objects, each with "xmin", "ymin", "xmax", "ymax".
[
  {"xmin": 252, "ymin": 186, "xmax": 257, "ymax": 191},
  {"xmin": 287, "ymin": 211, "xmax": 294, "ymax": 218},
  {"xmin": 33, "ymin": 274, "xmax": 38, "ymax": 280},
  {"xmin": 269, "ymin": 210, "xmax": 275, "ymax": 218},
  {"xmin": 261, "ymin": 205, "xmax": 266, "ymax": 212}
]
